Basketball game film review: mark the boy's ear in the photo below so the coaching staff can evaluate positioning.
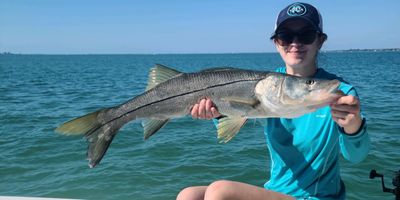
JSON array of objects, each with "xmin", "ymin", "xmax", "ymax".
[
  {"xmin": 273, "ymin": 39, "xmax": 280, "ymax": 50},
  {"xmin": 318, "ymin": 34, "xmax": 328, "ymax": 49}
]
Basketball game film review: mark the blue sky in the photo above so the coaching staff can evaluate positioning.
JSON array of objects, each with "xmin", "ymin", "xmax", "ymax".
[{"xmin": 1, "ymin": 0, "xmax": 399, "ymax": 54}]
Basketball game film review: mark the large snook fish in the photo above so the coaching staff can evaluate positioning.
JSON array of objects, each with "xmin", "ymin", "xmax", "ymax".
[{"xmin": 56, "ymin": 64, "xmax": 341, "ymax": 168}]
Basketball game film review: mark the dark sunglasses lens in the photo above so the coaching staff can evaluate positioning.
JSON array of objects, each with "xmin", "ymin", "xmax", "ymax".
[
  {"xmin": 297, "ymin": 30, "xmax": 318, "ymax": 44},
  {"xmin": 274, "ymin": 30, "xmax": 318, "ymax": 45},
  {"xmin": 275, "ymin": 32, "xmax": 294, "ymax": 46}
]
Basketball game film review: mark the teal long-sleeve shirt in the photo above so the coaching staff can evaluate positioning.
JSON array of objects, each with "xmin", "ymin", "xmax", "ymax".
[{"xmin": 262, "ymin": 67, "xmax": 370, "ymax": 199}]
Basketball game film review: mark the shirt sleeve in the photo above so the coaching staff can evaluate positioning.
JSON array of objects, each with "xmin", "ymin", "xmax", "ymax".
[
  {"xmin": 338, "ymin": 87, "xmax": 370, "ymax": 164},
  {"xmin": 212, "ymin": 118, "xmax": 219, "ymax": 127}
]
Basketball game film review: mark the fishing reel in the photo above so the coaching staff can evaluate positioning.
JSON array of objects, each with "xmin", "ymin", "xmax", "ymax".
[{"xmin": 369, "ymin": 169, "xmax": 400, "ymax": 199}]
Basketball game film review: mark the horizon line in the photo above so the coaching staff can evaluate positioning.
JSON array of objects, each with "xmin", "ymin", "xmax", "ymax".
[{"xmin": 1, "ymin": 48, "xmax": 399, "ymax": 56}]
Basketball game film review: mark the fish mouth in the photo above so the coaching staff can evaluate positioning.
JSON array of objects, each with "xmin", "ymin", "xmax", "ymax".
[
  {"xmin": 306, "ymin": 80, "xmax": 343, "ymax": 110},
  {"xmin": 329, "ymin": 80, "xmax": 341, "ymax": 93},
  {"xmin": 328, "ymin": 81, "xmax": 344, "ymax": 101}
]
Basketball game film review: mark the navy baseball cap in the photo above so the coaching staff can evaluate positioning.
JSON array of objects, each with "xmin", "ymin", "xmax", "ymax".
[{"xmin": 271, "ymin": 2, "xmax": 323, "ymax": 37}]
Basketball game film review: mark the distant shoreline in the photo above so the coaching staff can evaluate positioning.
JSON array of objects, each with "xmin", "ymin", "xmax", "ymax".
[
  {"xmin": 1, "ymin": 48, "xmax": 399, "ymax": 55},
  {"xmin": 325, "ymin": 48, "xmax": 400, "ymax": 53}
]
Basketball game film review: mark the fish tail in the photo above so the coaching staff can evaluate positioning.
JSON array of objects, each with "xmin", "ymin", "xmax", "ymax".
[
  {"xmin": 86, "ymin": 125, "xmax": 117, "ymax": 168},
  {"xmin": 55, "ymin": 110, "xmax": 103, "ymax": 136},
  {"xmin": 55, "ymin": 108, "xmax": 121, "ymax": 168}
]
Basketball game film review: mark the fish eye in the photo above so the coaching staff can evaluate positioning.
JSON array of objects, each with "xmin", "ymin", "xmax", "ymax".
[{"xmin": 306, "ymin": 79, "xmax": 315, "ymax": 85}]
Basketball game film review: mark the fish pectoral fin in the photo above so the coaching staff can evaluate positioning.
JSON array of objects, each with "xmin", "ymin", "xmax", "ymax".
[
  {"xmin": 222, "ymin": 97, "xmax": 261, "ymax": 112},
  {"xmin": 146, "ymin": 64, "xmax": 183, "ymax": 91},
  {"xmin": 142, "ymin": 119, "xmax": 169, "ymax": 140},
  {"xmin": 217, "ymin": 116, "xmax": 248, "ymax": 143},
  {"xmin": 222, "ymin": 97, "xmax": 260, "ymax": 107}
]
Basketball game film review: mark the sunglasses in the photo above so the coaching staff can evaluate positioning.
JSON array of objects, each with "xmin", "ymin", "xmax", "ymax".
[{"xmin": 273, "ymin": 29, "xmax": 320, "ymax": 46}]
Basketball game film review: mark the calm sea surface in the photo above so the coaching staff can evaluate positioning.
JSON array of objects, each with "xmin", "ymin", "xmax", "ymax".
[{"xmin": 1, "ymin": 52, "xmax": 399, "ymax": 200}]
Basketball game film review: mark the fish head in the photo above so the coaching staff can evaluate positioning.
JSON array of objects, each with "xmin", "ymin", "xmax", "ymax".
[{"xmin": 255, "ymin": 73, "xmax": 342, "ymax": 118}]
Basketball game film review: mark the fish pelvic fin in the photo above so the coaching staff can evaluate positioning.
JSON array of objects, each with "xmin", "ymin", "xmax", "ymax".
[
  {"xmin": 142, "ymin": 119, "xmax": 169, "ymax": 140},
  {"xmin": 146, "ymin": 64, "xmax": 182, "ymax": 91},
  {"xmin": 217, "ymin": 116, "xmax": 248, "ymax": 143}
]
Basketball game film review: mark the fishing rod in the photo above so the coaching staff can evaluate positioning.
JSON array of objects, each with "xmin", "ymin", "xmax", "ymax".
[{"xmin": 369, "ymin": 169, "xmax": 400, "ymax": 199}]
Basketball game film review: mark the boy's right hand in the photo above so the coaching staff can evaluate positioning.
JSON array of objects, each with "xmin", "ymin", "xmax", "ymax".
[{"xmin": 191, "ymin": 98, "xmax": 221, "ymax": 119}]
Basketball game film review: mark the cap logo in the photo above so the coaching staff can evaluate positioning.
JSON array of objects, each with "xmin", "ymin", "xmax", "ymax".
[{"xmin": 287, "ymin": 3, "xmax": 307, "ymax": 16}]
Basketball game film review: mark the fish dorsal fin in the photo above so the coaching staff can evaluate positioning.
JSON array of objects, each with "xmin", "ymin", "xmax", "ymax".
[
  {"xmin": 146, "ymin": 64, "xmax": 182, "ymax": 91},
  {"xmin": 142, "ymin": 119, "xmax": 169, "ymax": 140},
  {"xmin": 217, "ymin": 116, "xmax": 247, "ymax": 143}
]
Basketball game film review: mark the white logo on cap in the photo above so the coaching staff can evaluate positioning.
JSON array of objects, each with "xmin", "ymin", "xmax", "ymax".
[{"xmin": 287, "ymin": 3, "xmax": 307, "ymax": 16}]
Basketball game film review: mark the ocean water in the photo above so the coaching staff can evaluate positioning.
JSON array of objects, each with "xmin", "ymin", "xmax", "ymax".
[{"xmin": 0, "ymin": 52, "xmax": 399, "ymax": 200}]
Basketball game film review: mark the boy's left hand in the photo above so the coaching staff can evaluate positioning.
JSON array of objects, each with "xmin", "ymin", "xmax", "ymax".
[{"xmin": 330, "ymin": 95, "xmax": 363, "ymax": 134}]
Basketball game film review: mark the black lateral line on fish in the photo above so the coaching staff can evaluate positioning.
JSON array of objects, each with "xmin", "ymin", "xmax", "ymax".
[{"xmin": 84, "ymin": 78, "xmax": 263, "ymax": 136}]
